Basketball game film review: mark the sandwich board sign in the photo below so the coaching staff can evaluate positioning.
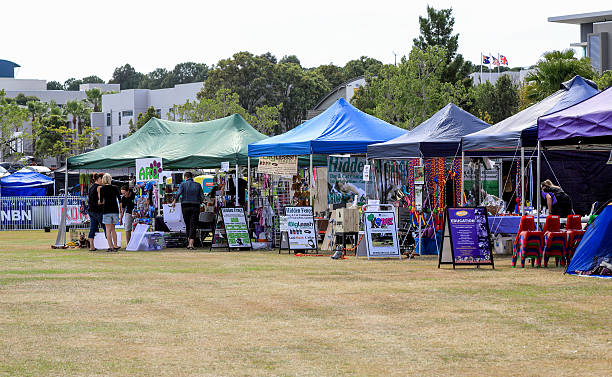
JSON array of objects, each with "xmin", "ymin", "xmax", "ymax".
[
  {"xmin": 220, "ymin": 207, "xmax": 252, "ymax": 249},
  {"xmin": 363, "ymin": 204, "xmax": 401, "ymax": 259},
  {"xmin": 285, "ymin": 206, "xmax": 317, "ymax": 252},
  {"xmin": 439, "ymin": 207, "xmax": 494, "ymax": 269}
]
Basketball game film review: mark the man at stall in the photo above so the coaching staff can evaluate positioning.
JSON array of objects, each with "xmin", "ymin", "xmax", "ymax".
[{"xmin": 172, "ymin": 171, "xmax": 205, "ymax": 250}]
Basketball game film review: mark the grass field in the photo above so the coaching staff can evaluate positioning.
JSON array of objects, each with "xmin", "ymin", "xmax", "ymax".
[{"xmin": 0, "ymin": 230, "xmax": 611, "ymax": 376}]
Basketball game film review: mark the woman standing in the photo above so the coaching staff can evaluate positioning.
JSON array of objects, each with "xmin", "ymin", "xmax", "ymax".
[
  {"xmin": 120, "ymin": 185, "xmax": 135, "ymax": 245},
  {"xmin": 98, "ymin": 173, "xmax": 121, "ymax": 252},
  {"xmin": 87, "ymin": 173, "xmax": 104, "ymax": 251}
]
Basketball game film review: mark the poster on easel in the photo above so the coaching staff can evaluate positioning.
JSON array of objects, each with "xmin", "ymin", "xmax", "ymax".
[
  {"xmin": 220, "ymin": 207, "xmax": 252, "ymax": 249},
  {"xmin": 439, "ymin": 207, "xmax": 494, "ymax": 269},
  {"xmin": 211, "ymin": 215, "xmax": 229, "ymax": 249},
  {"xmin": 285, "ymin": 206, "xmax": 317, "ymax": 251},
  {"xmin": 363, "ymin": 207, "xmax": 401, "ymax": 259}
]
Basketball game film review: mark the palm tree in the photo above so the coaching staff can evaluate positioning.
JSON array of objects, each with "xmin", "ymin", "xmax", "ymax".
[
  {"xmin": 523, "ymin": 50, "xmax": 595, "ymax": 106},
  {"xmin": 85, "ymin": 88, "xmax": 102, "ymax": 112}
]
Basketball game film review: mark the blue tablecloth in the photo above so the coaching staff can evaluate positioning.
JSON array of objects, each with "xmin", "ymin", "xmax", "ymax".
[{"xmin": 487, "ymin": 216, "xmax": 521, "ymax": 234}]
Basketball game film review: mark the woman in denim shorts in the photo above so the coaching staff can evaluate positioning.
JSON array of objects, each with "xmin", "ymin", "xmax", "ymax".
[{"xmin": 98, "ymin": 173, "xmax": 121, "ymax": 252}]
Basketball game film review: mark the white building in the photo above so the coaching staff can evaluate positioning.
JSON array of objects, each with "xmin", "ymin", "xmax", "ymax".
[
  {"xmin": 0, "ymin": 59, "xmax": 120, "ymax": 166},
  {"xmin": 306, "ymin": 76, "xmax": 366, "ymax": 119},
  {"xmin": 92, "ymin": 82, "xmax": 204, "ymax": 146},
  {"xmin": 468, "ymin": 69, "xmax": 535, "ymax": 87}
]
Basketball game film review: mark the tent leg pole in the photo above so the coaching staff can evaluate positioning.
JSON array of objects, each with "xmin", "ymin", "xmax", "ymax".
[
  {"xmin": 247, "ymin": 157, "xmax": 251, "ymax": 221},
  {"xmin": 309, "ymin": 154, "xmax": 313, "ymax": 208},
  {"xmin": 520, "ymin": 147, "xmax": 525, "ymax": 216},
  {"xmin": 364, "ymin": 158, "xmax": 369, "ymax": 201},
  {"xmin": 235, "ymin": 164, "xmax": 239, "ymax": 207},
  {"xmin": 460, "ymin": 151, "xmax": 465, "ymax": 206},
  {"xmin": 536, "ymin": 141, "xmax": 541, "ymax": 230},
  {"xmin": 54, "ymin": 157, "xmax": 69, "ymax": 247}
]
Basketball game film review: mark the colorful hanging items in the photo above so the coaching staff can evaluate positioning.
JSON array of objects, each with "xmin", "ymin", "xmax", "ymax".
[
  {"xmin": 515, "ymin": 158, "xmax": 521, "ymax": 213},
  {"xmin": 451, "ymin": 157, "xmax": 462, "ymax": 207}
]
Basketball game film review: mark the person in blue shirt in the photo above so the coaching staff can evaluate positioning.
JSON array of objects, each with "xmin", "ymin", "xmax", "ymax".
[{"xmin": 172, "ymin": 171, "xmax": 205, "ymax": 250}]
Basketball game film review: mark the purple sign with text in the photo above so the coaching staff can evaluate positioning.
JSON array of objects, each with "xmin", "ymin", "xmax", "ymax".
[{"xmin": 447, "ymin": 207, "xmax": 492, "ymax": 264}]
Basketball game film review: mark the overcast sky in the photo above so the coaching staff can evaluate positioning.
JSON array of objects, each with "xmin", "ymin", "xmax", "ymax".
[{"xmin": 3, "ymin": 1, "xmax": 611, "ymax": 83}]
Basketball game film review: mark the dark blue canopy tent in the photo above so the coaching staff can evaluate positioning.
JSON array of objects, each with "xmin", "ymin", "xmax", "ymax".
[
  {"xmin": 462, "ymin": 76, "xmax": 599, "ymax": 156},
  {"xmin": 248, "ymin": 98, "xmax": 407, "ymax": 157},
  {"xmin": 367, "ymin": 103, "xmax": 491, "ymax": 159},
  {"xmin": 0, "ymin": 171, "xmax": 53, "ymax": 197}
]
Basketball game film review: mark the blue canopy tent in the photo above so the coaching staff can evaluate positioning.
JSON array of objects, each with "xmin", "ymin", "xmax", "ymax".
[
  {"xmin": 248, "ymin": 98, "xmax": 407, "ymax": 157},
  {"xmin": 566, "ymin": 204, "xmax": 612, "ymax": 278},
  {"xmin": 367, "ymin": 103, "xmax": 491, "ymax": 159},
  {"xmin": 0, "ymin": 171, "xmax": 53, "ymax": 197},
  {"xmin": 248, "ymin": 98, "xmax": 407, "ymax": 204},
  {"xmin": 461, "ymin": 76, "xmax": 599, "ymax": 216}
]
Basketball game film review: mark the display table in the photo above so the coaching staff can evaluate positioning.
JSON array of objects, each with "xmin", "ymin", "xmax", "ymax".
[
  {"xmin": 487, "ymin": 216, "xmax": 522, "ymax": 234},
  {"xmin": 488, "ymin": 215, "xmax": 589, "ymax": 234}
]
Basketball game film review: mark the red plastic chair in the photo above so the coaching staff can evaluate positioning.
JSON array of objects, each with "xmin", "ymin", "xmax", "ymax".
[
  {"xmin": 565, "ymin": 215, "xmax": 585, "ymax": 262},
  {"xmin": 542, "ymin": 215, "xmax": 566, "ymax": 267},
  {"xmin": 512, "ymin": 216, "xmax": 543, "ymax": 268}
]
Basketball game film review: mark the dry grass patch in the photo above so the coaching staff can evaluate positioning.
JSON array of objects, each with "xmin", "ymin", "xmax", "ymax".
[{"xmin": 0, "ymin": 230, "xmax": 611, "ymax": 376}]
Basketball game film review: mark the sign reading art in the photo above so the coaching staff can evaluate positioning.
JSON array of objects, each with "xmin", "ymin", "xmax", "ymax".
[
  {"xmin": 328, "ymin": 156, "xmax": 367, "ymax": 205},
  {"xmin": 439, "ymin": 207, "xmax": 494, "ymax": 269},
  {"xmin": 285, "ymin": 206, "xmax": 317, "ymax": 251},
  {"xmin": 363, "ymin": 209, "xmax": 400, "ymax": 259},
  {"xmin": 221, "ymin": 207, "xmax": 252, "ymax": 249},
  {"xmin": 136, "ymin": 158, "xmax": 163, "ymax": 184},
  {"xmin": 257, "ymin": 156, "xmax": 298, "ymax": 176}
]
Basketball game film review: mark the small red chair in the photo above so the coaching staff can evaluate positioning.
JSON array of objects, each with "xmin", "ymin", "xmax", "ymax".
[
  {"xmin": 513, "ymin": 216, "xmax": 543, "ymax": 268},
  {"xmin": 565, "ymin": 215, "xmax": 585, "ymax": 263},
  {"xmin": 542, "ymin": 215, "xmax": 566, "ymax": 267}
]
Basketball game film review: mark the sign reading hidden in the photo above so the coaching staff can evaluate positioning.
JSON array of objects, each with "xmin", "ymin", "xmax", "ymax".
[
  {"xmin": 440, "ymin": 207, "xmax": 494, "ymax": 269},
  {"xmin": 363, "ymin": 210, "xmax": 400, "ymax": 259},
  {"xmin": 136, "ymin": 158, "xmax": 163, "ymax": 184},
  {"xmin": 257, "ymin": 155, "xmax": 298, "ymax": 176},
  {"xmin": 285, "ymin": 206, "xmax": 317, "ymax": 251},
  {"xmin": 221, "ymin": 207, "xmax": 252, "ymax": 249}
]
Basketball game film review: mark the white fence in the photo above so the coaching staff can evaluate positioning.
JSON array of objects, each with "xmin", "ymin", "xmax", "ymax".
[{"xmin": 0, "ymin": 196, "xmax": 88, "ymax": 230}]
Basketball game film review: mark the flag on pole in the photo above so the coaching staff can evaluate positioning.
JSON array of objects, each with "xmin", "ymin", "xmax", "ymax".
[
  {"xmin": 492, "ymin": 55, "xmax": 500, "ymax": 66},
  {"xmin": 482, "ymin": 55, "xmax": 491, "ymax": 64},
  {"xmin": 500, "ymin": 55, "xmax": 509, "ymax": 66}
]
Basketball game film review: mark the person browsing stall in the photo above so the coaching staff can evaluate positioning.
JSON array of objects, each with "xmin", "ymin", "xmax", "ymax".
[
  {"xmin": 541, "ymin": 179, "xmax": 573, "ymax": 217},
  {"xmin": 98, "ymin": 173, "xmax": 122, "ymax": 252},
  {"xmin": 120, "ymin": 185, "xmax": 135, "ymax": 245},
  {"xmin": 172, "ymin": 171, "xmax": 205, "ymax": 250},
  {"xmin": 87, "ymin": 173, "xmax": 105, "ymax": 251}
]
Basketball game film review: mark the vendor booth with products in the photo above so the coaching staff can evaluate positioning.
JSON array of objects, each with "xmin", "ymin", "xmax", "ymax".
[
  {"xmin": 67, "ymin": 114, "xmax": 270, "ymax": 250},
  {"xmin": 248, "ymin": 98, "xmax": 407, "ymax": 255},
  {"xmin": 461, "ymin": 75, "xmax": 612, "ymax": 266},
  {"xmin": 537, "ymin": 83, "xmax": 612, "ymax": 275},
  {"xmin": 367, "ymin": 103, "xmax": 491, "ymax": 256}
]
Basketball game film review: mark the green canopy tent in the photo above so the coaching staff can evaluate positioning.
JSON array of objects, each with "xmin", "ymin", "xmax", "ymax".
[{"xmin": 68, "ymin": 114, "xmax": 267, "ymax": 170}]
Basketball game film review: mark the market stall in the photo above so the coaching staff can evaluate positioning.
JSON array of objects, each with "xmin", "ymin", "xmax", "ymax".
[
  {"xmin": 67, "ymin": 114, "xmax": 270, "ymax": 250},
  {"xmin": 367, "ymin": 103, "xmax": 492, "ymax": 255},
  {"xmin": 248, "ymin": 98, "xmax": 407, "ymax": 254}
]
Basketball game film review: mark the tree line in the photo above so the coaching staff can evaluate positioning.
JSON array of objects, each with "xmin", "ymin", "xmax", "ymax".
[{"xmin": 6, "ymin": 5, "xmax": 612, "ymax": 163}]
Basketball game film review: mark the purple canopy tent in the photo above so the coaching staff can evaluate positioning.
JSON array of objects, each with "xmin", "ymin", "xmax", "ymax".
[{"xmin": 538, "ymin": 85, "xmax": 612, "ymax": 148}]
